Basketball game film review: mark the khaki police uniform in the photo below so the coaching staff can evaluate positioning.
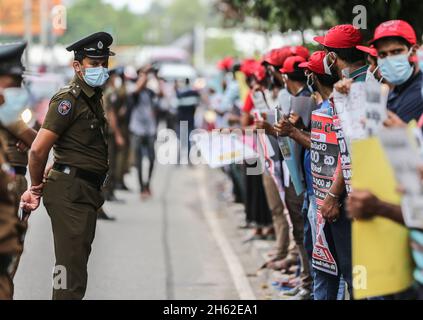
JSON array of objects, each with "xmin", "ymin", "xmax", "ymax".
[
  {"xmin": 42, "ymin": 74, "xmax": 108, "ymax": 299},
  {"xmin": 103, "ymin": 86, "xmax": 119, "ymax": 198},
  {"xmin": 0, "ymin": 41, "xmax": 28, "ymax": 299},
  {"xmin": 0, "ymin": 120, "xmax": 30, "ymax": 279},
  {"xmin": 114, "ymin": 85, "xmax": 130, "ymax": 187},
  {"xmin": 0, "ymin": 135, "xmax": 22, "ymax": 300}
]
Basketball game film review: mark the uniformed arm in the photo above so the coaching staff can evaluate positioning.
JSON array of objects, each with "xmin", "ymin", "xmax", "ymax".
[
  {"xmin": 107, "ymin": 108, "xmax": 124, "ymax": 147},
  {"xmin": 18, "ymin": 127, "xmax": 37, "ymax": 148},
  {"xmin": 20, "ymin": 128, "xmax": 58, "ymax": 212},
  {"xmin": 6, "ymin": 120, "xmax": 37, "ymax": 149},
  {"xmin": 29, "ymin": 129, "xmax": 58, "ymax": 186}
]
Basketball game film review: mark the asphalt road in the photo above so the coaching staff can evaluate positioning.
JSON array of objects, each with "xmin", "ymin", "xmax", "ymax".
[{"xmin": 13, "ymin": 164, "xmax": 252, "ymax": 300}]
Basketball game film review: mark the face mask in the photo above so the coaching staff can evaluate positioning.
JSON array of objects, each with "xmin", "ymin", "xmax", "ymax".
[
  {"xmin": 0, "ymin": 87, "xmax": 29, "ymax": 125},
  {"xmin": 307, "ymin": 74, "xmax": 318, "ymax": 93},
  {"xmin": 323, "ymin": 53, "xmax": 340, "ymax": 83},
  {"xmin": 323, "ymin": 53, "xmax": 336, "ymax": 76},
  {"xmin": 377, "ymin": 50, "xmax": 413, "ymax": 86},
  {"xmin": 83, "ymin": 66, "xmax": 109, "ymax": 87},
  {"xmin": 365, "ymin": 66, "xmax": 383, "ymax": 84}
]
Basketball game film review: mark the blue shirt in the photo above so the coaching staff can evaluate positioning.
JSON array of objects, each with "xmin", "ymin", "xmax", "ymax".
[
  {"xmin": 411, "ymin": 230, "xmax": 423, "ymax": 285},
  {"xmin": 388, "ymin": 71, "xmax": 423, "ymax": 123}
]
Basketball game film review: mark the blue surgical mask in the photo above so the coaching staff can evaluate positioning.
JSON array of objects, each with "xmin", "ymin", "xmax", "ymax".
[
  {"xmin": 83, "ymin": 66, "xmax": 109, "ymax": 87},
  {"xmin": 377, "ymin": 51, "xmax": 414, "ymax": 86},
  {"xmin": 0, "ymin": 87, "xmax": 29, "ymax": 125}
]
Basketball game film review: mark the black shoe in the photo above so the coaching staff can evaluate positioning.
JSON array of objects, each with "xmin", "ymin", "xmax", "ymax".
[{"xmin": 97, "ymin": 208, "xmax": 116, "ymax": 221}]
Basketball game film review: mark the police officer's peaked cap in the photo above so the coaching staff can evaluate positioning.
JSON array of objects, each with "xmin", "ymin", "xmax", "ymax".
[
  {"xmin": 66, "ymin": 32, "xmax": 115, "ymax": 59},
  {"xmin": 0, "ymin": 41, "xmax": 27, "ymax": 76}
]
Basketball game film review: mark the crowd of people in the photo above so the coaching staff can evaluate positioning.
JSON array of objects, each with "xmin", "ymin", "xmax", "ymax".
[
  {"xmin": 0, "ymin": 31, "xmax": 203, "ymax": 298},
  {"xmin": 209, "ymin": 20, "xmax": 423, "ymax": 300},
  {"xmin": 1, "ymin": 18, "xmax": 423, "ymax": 301}
]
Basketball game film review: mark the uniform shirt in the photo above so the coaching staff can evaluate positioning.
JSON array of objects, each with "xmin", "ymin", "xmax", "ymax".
[
  {"xmin": 0, "ymin": 120, "xmax": 29, "ymax": 167},
  {"xmin": 103, "ymin": 86, "xmax": 125, "ymax": 134},
  {"xmin": 388, "ymin": 71, "xmax": 423, "ymax": 123},
  {"xmin": 42, "ymin": 75, "xmax": 108, "ymax": 175}
]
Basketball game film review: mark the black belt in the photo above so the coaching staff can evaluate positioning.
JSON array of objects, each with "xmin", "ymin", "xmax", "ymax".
[
  {"xmin": 12, "ymin": 166, "xmax": 27, "ymax": 175},
  {"xmin": 52, "ymin": 163, "xmax": 107, "ymax": 190}
]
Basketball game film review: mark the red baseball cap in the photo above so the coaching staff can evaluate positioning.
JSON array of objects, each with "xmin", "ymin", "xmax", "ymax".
[
  {"xmin": 314, "ymin": 24, "xmax": 363, "ymax": 48},
  {"xmin": 217, "ymin": 56, "xmax": 234, "ymax": 71},
  {"xmin": 290, "ymin": 46, "xmax": 310, "ymax": 60},
  {"xmin": 298, "ymin": 51, "xmax": 325, "ymax": 75},
  {"xmin": 279, "ymin": 55, "xmax": 306, "ymax": 74},
  {"xmin": 240, "ymin": 58, "xmax": 259, "ymax": 77},
  {"xmin": 253, "ymin": 64, "xmax": 266, "ymax": 81},
  {"xmin": 356, "ymin": 45, "xmax": 377, "ymax": 57},
  {"xmin": 369, "ymin": 20, "xmax": 417, "ymax": 45},
  {"xmin": 262, "ymin": 46, "xmax": 292, "ymax": 66}
]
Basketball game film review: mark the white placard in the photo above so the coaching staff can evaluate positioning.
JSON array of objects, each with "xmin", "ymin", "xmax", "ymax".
[{"xmin": 379, "ymin": 127, "xmax": 423, "ymax": 229}]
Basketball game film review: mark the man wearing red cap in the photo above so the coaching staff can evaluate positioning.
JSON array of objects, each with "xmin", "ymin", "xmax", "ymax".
[
  {"xmin": 347, "ymin": 20, "xmax": 423, "ymax": 300},
  {"xmin": 240, "ymin": 63, "xmax": 274, "ymax": 242},
  {"xmin": 270, "ymin": 55, "xmax": 313, "ymax": 299},
  {"xmin": 262, "ymin": 46, "xmax": 293, "ymax": 92},
  {"xmin": 312, "ymin": 24, "xmax": 369, "ymax": 300},
  {"xmin": 255, "ymin": 49, "xmax": 298, "ymax": 272},
  {"xmin": 314, "ymin": 24, "xmax": 367, "ymax": 83},
  {"xmin": 370, "ymin": 20, "xmax": 423, "ymax": 123}
]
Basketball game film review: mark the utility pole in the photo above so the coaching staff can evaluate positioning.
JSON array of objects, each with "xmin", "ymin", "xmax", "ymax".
[{"xmin": 23, "ymin": 0, "xmax": 32, "ymax": 66}]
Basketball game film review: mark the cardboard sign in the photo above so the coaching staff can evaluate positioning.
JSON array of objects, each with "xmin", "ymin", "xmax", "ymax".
[
  {"xmin": 379, "ymin": 127, "xmax": 423, "ymax": 230},
  {"xmin": 196, "ymin": 132, "xmax": 258, "ymax": 168},
  {"xmin": 351, "ymin": 137, "xmax": 414, "ymax": 299}
]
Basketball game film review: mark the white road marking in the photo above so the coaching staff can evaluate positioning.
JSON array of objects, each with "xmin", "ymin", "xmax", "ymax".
[{"xmin": 195, "ymin": 167, "xmax": 256, "ymax": 300}]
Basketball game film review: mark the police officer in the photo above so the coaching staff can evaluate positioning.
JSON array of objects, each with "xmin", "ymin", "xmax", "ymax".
[
  {"xmin": 103, "ymin": 67, "xmax": 125, "ymax": 202},
  {"xmin": 0, "ymin": 42, "xmax": 37, "ymax": 282},
  {"xmin": 21, "ymin": 32, "xmax": 114, "ymax": 300},
  {"xmin": 0, "ymin": 42, "xmax": 31, "ymax": 299}
]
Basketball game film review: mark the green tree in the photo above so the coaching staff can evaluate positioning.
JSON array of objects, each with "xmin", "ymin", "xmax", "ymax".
[
  {"xmin": 216, "ymin": 0, "xmax": 423, "ymax": 41},
  {"xmin": 58, "ymin": 0, "xmax": 148, "ymax": 45}
]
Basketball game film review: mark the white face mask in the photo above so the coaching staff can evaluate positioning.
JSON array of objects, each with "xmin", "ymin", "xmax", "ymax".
[
  {"xmin": 323, "ymin": 53, "xmax": 336, "ymax": 76},
  {"xmin": 365, "ymin": 66, "xmax": 383, "ymax": 84}
]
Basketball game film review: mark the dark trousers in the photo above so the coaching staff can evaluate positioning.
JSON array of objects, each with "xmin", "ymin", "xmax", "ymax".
[
  {"xmin": 176, "ymin": 107, "xmax": 195, "ymax": 161},
  {"xmin": 132, "ymin": 134, "xmax": 156, "ymax": 192},
  {"xmin": 43, "ymin": 169, "xmax": 104, "ymax": 300},
  {"xmin": 314, "ymin": 205, "xmax": 352, "ymax": 300}
]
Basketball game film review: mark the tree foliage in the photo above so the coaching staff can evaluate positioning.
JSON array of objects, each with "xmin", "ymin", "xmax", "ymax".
[
  {"xmin": 216, "ymin": 0, "xmax": 423, "ymax": 40},
  {"xmin": 58, "ymin": 0, "xmax": 218, "ymax": 46}
]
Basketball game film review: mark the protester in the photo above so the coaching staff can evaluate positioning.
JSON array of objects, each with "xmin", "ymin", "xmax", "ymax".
[
  {"xmin": 129, "ymin": 66, "xmax": 158, "ymax": 199},
  {"xmin": 240, "ymin": 62, "xmax": 273, "ymax": 241}
]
